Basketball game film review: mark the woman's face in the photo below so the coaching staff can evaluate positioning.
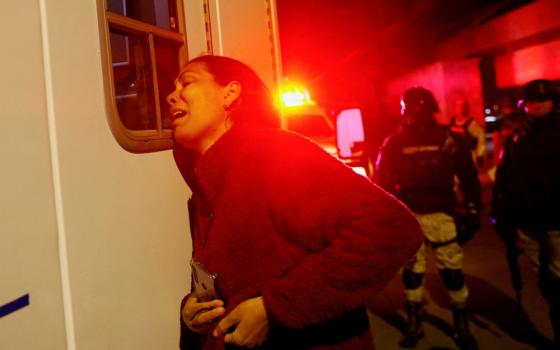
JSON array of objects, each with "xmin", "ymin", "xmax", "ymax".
[{"xmin": 167, "ymin": 62, "xmax": 231, "ymax": 152}]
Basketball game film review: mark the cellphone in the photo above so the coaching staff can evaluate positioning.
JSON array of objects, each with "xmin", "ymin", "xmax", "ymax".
[{"xmin": 190, "ymin": 259, "xmax": 217, "ymax": 302}]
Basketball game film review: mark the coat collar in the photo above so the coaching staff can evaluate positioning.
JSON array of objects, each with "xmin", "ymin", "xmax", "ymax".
[
  {"xmin": 173, "ymin": 123, "xmax": 281, "ymax": 204},
  {"xmin": 193, "ymin": 129, "xmax": 232, "ymax": 204}
]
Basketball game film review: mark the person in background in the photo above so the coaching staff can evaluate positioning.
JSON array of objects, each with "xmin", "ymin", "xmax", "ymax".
[
  {"xmin": 487, "ymin": 102, "xmax": 524, "ymax": 182},
  {"xmin": 450, "ymin": 98, "xmax": 487, "ymax": 168},
  {"xmin": 492, "ymin": 79, "xmax": 560, "ymax": 347},
  {"xmin": 168, "ymin": 55, "xmax": 423, "ymax": 349},
  {"xmin": 375, "ymin": 87, "xmax": 481, "ymax": 350}
]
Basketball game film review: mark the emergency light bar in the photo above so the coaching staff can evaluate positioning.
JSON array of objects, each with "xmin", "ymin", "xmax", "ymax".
[{"xmin": 278, "ymin": 82, "xmax": 316, "ymax": 108}]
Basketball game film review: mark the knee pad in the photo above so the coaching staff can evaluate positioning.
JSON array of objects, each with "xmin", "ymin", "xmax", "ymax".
[
  {"xmin": 439, "ymin": 268, "xmax": 465, "ymax": 291},
  {"xmin": 403, "ymin": 269, "xmax": 424, "ymax": 290}
]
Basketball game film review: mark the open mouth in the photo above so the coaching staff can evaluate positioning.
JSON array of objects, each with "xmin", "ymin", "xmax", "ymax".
[{"xmin": 172, "ymin": 110, "xmax": 187, "ymax": 119}]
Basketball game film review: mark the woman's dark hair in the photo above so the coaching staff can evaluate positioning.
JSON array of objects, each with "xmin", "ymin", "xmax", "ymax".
[{"xmin": 187, "ymin": 55, "xmax": 280, "ymax": 128}]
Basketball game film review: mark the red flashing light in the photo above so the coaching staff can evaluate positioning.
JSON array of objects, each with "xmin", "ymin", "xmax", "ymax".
[{"xmin": 278, "ymin": 83, "xmax": 316, "ymax": 108}]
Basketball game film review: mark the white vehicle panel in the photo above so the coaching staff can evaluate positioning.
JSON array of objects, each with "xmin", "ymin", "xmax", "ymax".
[{"xmin": 1, "ymin": 1, "xmax": 280, "ymax": 349}]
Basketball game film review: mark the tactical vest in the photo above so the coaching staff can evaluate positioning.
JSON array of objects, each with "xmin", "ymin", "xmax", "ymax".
[
  {"xmin": 450, "ymin": 117, "xmax": 476, "ymax": 150},
  {"xmin": 394, "ymin": 125, "xmax": 458, "ymax": 213}
]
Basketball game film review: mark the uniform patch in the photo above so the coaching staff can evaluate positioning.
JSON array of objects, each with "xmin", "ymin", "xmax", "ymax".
[{"xmin": 402, "ymin": 145, "xmax": 440, "ymax": 154}]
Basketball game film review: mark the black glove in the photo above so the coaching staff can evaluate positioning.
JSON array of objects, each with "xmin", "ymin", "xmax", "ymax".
[{"xmin": 456, "ymin": 203, "xmax": 481, "ymax": 244}]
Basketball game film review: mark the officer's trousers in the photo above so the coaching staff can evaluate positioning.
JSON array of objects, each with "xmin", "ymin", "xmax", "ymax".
[
  {"xmin": 404, "ymin": 212, "xmax": 469, "ymax": 304},
  {"xmin": 517, "ymin": 229, "xmax": 560, "ymax": 279}
]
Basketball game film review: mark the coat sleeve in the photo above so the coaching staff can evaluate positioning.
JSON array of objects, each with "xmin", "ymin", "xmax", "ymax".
[
  {"xmin": 259, "ymin": 133, "xmax": 423, "ymax": 329},
  {"xmin": 492, "ymin": 135, "xmax": 515, "ymax": 227}
]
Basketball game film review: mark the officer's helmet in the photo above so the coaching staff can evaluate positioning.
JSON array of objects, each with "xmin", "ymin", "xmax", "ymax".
[
  {"xmin": 523, "ymin": 79, "xmax": 559, "ymax": 103},
  {"xmin": 401, "ymin": 87, "xmax": 439, "ymax": 123}
]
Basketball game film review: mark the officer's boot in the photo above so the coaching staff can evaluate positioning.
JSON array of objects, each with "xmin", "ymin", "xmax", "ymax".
[
  {"xmin": 399, "ymin": 301, "xmax": 423, "ymax": 348},
  {"xmin": 452, "ymin": 303, "xmax": 478, "ymax": 350}
]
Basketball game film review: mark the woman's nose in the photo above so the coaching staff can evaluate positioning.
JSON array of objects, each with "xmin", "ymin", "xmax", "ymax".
[{"xmin": 167, "ymin": 91, "xmax": 177, "ymax": 106}]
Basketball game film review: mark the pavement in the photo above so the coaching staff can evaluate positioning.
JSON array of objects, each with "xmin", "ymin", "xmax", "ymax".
[{"xmin": 367, "ymin": 177, "xmax": 556, "ymax": 350}]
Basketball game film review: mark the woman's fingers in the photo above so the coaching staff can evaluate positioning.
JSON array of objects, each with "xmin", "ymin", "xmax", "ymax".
[
  {"xmin": 190, "ymin": 306, "xmax": 225, "ymax": 325},
  {"xmin": 184, "ymin": 297, "xmax": 223, "ymax": 319},
  {"xmin": 182, "ymin": 296, "xmax": 226, "ymax": 332}
]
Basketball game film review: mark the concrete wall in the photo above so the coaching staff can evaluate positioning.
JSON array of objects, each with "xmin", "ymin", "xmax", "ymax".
[
  {"xmin": 495, "ymin": 38, "xmax": 560, "ymax": 88},
  {"xmin": 437, "ymin": 0, "xmax": 560, "ymax": 89},
  {"xmin": 382, "ymin": 0, "xmax": 560, "ymax": 129},
  {"xmin": 384, "ymin": 59, "xmax": 483, "ymax": 125},
  {"xmin": 438, "ymin": 0, "xmax": 560, "ymax": 60}
]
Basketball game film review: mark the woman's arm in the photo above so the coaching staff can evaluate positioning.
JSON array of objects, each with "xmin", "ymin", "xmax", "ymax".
[{"xmin": 260, "ymin": 133, "xmax": 423, "ymax": 329}]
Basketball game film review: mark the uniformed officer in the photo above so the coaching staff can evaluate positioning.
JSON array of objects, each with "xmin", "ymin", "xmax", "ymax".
[
  {"xmin": 493, "ymin": 79, "xmax": 560, "ymax": 347},
  {"xmin": 376, "ymin": 87, "xmax": 481, "ymax": 350}
]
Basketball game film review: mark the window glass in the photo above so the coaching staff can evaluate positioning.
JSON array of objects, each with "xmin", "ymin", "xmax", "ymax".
[
  {"xmin": 110, "ymin": 29, "xmax": 157, "ymax": 131},
  {"xmin": 102, "ymin": 0, "xmax": 188, "ymax": 151},
  {"xmin": 107, "ymin": 0, "xmax": 178, "ymax": 31},
  {"xmin": 336, "ymin": 108, "xmax": 365, "ymax": 158},
  {"xmin": 154, "ymin": 38, "xmax": 181, "ymax": 129}
]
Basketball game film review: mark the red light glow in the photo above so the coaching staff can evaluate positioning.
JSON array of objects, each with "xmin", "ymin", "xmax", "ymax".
[{"xmin": 278, "ymin": 83, "xmax": 315, "ymax": 108}]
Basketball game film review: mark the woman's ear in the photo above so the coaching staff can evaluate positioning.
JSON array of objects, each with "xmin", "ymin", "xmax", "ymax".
[{"xmin": 223, "ymin": 81, "xmax": 242, "ymax": 109}]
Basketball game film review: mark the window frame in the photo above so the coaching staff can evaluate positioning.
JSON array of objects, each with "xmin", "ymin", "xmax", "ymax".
[{"xmin": 97, "ymin": 0, "xmax": 188, "ymax": 153}]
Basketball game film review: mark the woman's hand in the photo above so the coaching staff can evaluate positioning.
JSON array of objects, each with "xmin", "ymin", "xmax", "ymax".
[
  {"xmin": 182, "ymin": 295, "xmax": 225, "ymax": 334},
  {"xmin": 213, "ymin": 296, "xmax": 269, "ymax": 348}
]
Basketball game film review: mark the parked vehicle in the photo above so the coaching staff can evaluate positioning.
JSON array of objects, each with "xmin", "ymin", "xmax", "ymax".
[{"xmin": 279, "ymin": 82, "xmax": 371, "ymax": 176}]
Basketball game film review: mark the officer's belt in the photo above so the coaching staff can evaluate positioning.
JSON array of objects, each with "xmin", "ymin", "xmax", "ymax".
[{"xmin": 426, "ymin": 237, "xmax": 458, "ymax": 249}]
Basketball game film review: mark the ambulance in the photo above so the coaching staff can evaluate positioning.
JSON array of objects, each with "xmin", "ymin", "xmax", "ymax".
[{"xmin": 1, "ymin": 1, "xmax": 281, "ymax": 349}]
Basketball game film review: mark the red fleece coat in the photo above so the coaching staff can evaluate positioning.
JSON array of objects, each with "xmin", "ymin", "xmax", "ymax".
[{"xmin": 174, "ymin": 125, "xmax": 423, "ymax": 349}]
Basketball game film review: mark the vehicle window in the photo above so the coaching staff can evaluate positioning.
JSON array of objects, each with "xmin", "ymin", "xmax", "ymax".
[
  {"xmin": 100, "ymin": 0, "xmax": 187, "ymax": 152},
  {"xmin": 336, "ymin": 108, "xmax": 365, "ymax": 158},
  {"xmin": 107, "ymin": 0, "xmax": 178, "ymax": 30}
]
